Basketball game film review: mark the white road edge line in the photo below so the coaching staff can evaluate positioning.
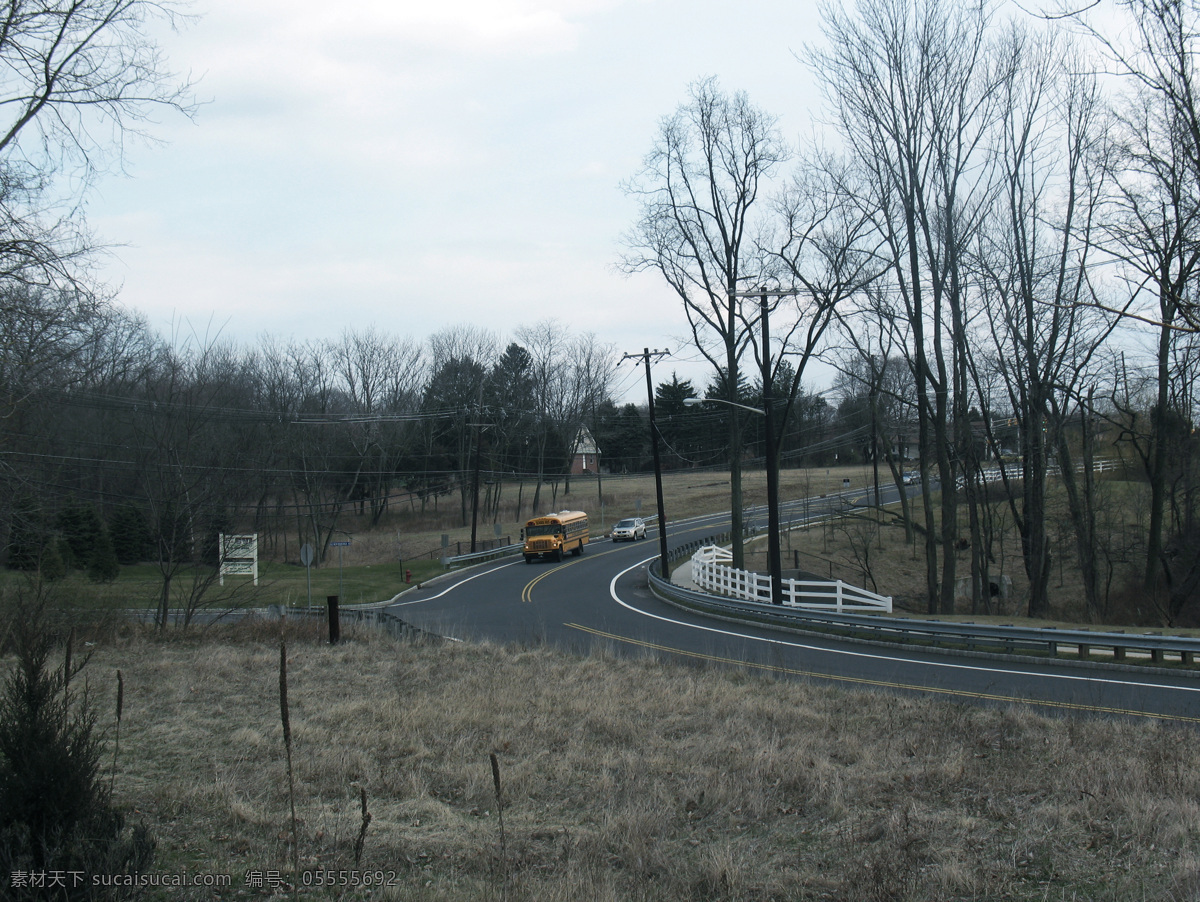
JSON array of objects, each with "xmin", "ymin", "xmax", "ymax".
[
  {"xmin": 390, "ymin": 560, "xmax": 519, "ymax": 606},
  {"xmin": 608, "ymin": 556, "xmax": 1200, "ymax": 695}
]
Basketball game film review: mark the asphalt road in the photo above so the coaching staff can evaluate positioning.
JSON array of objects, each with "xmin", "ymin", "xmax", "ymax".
[{"xmin": 387, "ymin": 506, "xmax": 1200, "ymax": 725}]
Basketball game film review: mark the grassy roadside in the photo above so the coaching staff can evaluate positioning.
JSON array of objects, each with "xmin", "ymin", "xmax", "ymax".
[
  {"xmin": 0, "ymin": 561, "xmax": 438, "ymax": 617},
  {"xmin": 61, "ymin": 619, "xmax": 1200, "ymax": 901}
]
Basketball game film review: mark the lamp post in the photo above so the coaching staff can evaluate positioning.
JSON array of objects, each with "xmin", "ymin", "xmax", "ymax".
[
  {"xmin": 685, "ymin": 385, "xmax": 783, "ymax": 606},
  {"xmin": 688, "ymin": 286, "xmax": 794, "ymax": 604}
]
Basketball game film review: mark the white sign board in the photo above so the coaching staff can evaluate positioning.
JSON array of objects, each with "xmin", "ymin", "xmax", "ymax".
[{"xmin": 220, "ymin": 533, "xmax": 259, "ymax": 586}]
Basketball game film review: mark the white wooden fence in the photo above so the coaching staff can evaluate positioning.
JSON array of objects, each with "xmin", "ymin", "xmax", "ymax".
[{"xmin": 689, "ymin": 545, "xmax": 892, "ymax": 613}]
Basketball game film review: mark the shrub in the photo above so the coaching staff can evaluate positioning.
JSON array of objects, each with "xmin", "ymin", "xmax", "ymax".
[
  {"xmin": 55, "ymin": 505, "xmax": 103, "ymax": 571},
  {"xmin": 0, "ymin": 604, "xmax": 154, "ymax": 899},
  {"xmin": 108, "ymin": 504, "xmax": 153, "ymax": 566},
  {"xmin": 40, "ymin": 540, "xmax": 69, "ymax": 582},
  {"xmin": 86, "ymin": 528, "xmax": 121, "ymax": 584}
]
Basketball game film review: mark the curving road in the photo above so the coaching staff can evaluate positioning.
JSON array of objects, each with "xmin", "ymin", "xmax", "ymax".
[{"xmin": 387, "ymin": 508, "xmax": 1200, "ymax": 724}]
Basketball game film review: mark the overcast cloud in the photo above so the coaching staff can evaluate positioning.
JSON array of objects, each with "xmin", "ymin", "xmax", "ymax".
[{"xmin": 87, "ymin": 0, "xmax": 827, "ymax": 400}]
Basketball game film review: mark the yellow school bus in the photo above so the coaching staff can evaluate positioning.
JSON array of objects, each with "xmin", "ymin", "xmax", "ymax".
[{"xmin": 522, "ymin": 510, "xmax": 589, "ymax": 563}]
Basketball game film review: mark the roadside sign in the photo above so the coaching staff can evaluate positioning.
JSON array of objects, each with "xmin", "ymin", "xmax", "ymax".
[{"xmin": 219, "ymin": 533, "xmax": 258, "ymax": 586}]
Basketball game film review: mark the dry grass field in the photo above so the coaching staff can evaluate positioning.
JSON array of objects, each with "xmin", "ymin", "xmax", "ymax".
[{"xmin": 64, "ymin": 618, "xmax": 1200, "ymax": 901}]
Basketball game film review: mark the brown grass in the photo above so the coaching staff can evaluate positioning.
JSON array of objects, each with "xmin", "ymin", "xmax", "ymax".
[{"xmin": 69, "ymin": 619, "xmax": 1200, "ymax": 901}]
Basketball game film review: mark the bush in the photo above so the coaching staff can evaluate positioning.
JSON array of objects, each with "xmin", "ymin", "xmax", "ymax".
[
  {"xmin": 108, "ymin": 504, "xmax": 153, "ymax": 566},
  {"xmin": 55, "ymin": 505, "xmax": 103, "ymax": 570},
  {"xmin": 41, "ymin": 540, "xmax": 69, "ymax": 582},
  {"xmin": 0, "ymin": 604, "xmax": 154, "ymax": 899},
  {"xmin": 86, "ymin": 529, "xmax": 121, "ymax": 584}
]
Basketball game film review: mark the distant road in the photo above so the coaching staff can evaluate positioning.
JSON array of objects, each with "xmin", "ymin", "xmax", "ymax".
[{"xmin": 387, "ymin": 508, "xmax": 1200, "ymax": 724}]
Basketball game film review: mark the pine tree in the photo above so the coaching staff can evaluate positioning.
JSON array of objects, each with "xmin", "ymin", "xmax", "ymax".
[
  {"xmin": 0, "ymin": 603, "xmax": 155, "ymax": 895},
  {"xmin": 55, "ymin": 505, "xmax": 103, "ymax": 570},
  {"xmin": 86, "ymin": 528, "xmax": 121, "ymax": 583},
  {"xmin": 108, "ymin": 504, "xmax": 153, "ymax": 566}
]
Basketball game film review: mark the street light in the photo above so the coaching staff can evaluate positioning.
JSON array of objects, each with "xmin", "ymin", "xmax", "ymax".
[
  {"xmin": 683, "ymin": 391, "xmax": 783, "ymax": 606},
  {"xmin": 683, "ymin": 397, "xmax": 764, "ymax": 416}
]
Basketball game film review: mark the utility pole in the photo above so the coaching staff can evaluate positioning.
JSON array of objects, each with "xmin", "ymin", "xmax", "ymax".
[
  {"xmin": 758, "ymin": 292, "xmax": 782, "ymax": 606},
  {"xmin": 469, "ymin": 419, "xmax": 484, "ymax": 553},
  {"xmin": 621, "ymin": 348, "xmax": 671, "ymax": 579},
  {"xmin": 469, "ymin": 382, "xmax": 488, "ymax": 554}
]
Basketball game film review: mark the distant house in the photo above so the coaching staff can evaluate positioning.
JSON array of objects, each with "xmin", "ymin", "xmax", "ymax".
[{"xmin": 570, "ymin": 426, "xmax": 601, "ymax": 475}]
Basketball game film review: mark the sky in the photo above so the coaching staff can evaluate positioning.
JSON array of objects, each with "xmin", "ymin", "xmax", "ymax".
[{"xmin": 85, "ymin": 0, "xmax": 830, "ymax": 403}]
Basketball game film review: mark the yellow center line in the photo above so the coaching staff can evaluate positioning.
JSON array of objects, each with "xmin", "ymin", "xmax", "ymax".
[
  {"xmin": 564, "ymin": 622, "xmax": 1200, "ymax": 723},
  {"xmin": 521, "ymin": 564, "xmax": 569, "ymax": 603},
  {"xmin": 520, "ymin": 534, "xmax": 665, "ymax": 603},
  {"xmin": 518, "ymin": 515, "xmax": 769, "ymax": 604}
]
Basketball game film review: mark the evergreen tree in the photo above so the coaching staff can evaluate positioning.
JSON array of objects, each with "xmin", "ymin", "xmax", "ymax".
[
  {"xmin": 655, "ymin": 373, "xmax": 702, "ymax": 469},
  {"xmin": 108, "ymin": 504, "xmax": 153, "ymax": 566},
  {"xmin": 42, "ymin": 541, "xmax": 68, "ymax": 582},
  {"xmin": 0, "ymin": 603, "xmax": 155, "ymax": 895},
  {"xmin": 86, "ymin": 528, "xmax": 121, "ymax": 583},
  {"xmin": 55, "ymin": 505, "xmax": 103, "ymax": 570}
]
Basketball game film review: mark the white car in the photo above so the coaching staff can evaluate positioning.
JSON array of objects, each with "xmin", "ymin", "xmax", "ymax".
[
  {"xmin": 611, "ymin": 517, "xmax": 647, "ymax": 542},
  {"xmin": 903, "ymin": 472, "xmax": 921, "ymax": 485}
]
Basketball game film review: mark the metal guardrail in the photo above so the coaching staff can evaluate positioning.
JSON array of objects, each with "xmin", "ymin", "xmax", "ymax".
[
  {"xmin": 442, "ymin": 542, "xmax": 524, "ymax": 567},
  {"xmin": 649, "ymin": 559, "xmax": 1200, "ymax": 669}
]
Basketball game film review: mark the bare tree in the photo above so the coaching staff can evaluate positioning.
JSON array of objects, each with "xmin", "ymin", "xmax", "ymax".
[
  {"xmin": 766, "ymin": 155, "xmax": 884, "ymax": 461},
  {"xmin": 331, "ymin": 327, "xmax": 425, "ymax": 526},
  {"xmin": 0, "ymin": 0, "xmax": 195, "ymax": 286},
  {"xmin": 812, "ymin": 0, "xmax": 1002, "ymax": 613},
  {"xmin": 622, "ymin": 77, "xmax": 789, "ymax": 568},
  {"xmin": 421, "ymin": 324, "xmax": 496, "ymax": 526},
  {"xmin": 272, "ymin": 339, "xmax": 355, "ymax": 564},
  {"xmin": 569, "ymin": 332, "xmax": 619, "ymax": 510},
  {"xmin": 517, "ymin": 319, "xmax": 575, "ymax": 512},
  {"xmin": 971, "ymin": 25, "xmax": 1118, "ymax": 617},
  {"xmin": 1101, "ymin": 14, "xmax": 1200, "ymax": 598},
  {"xmin": 1056, "ymin": 0, "xmax": 1200, "ymax": 604}
]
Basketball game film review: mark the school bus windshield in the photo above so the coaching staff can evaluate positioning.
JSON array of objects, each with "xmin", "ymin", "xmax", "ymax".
[{"xmin": 525, "ymin": 524, "xmax": 560, "ymax": 537}]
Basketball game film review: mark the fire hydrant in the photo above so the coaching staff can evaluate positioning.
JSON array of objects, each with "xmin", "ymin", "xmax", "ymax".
[{"xmin": 405, "ymin": 569, "xmax": 412, "ymax": 584}]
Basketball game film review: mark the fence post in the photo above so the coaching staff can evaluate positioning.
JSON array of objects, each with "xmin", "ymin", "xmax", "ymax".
[{"xmin": 327, "ymin": 595, "xmax": 340, "ymax": 645}]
